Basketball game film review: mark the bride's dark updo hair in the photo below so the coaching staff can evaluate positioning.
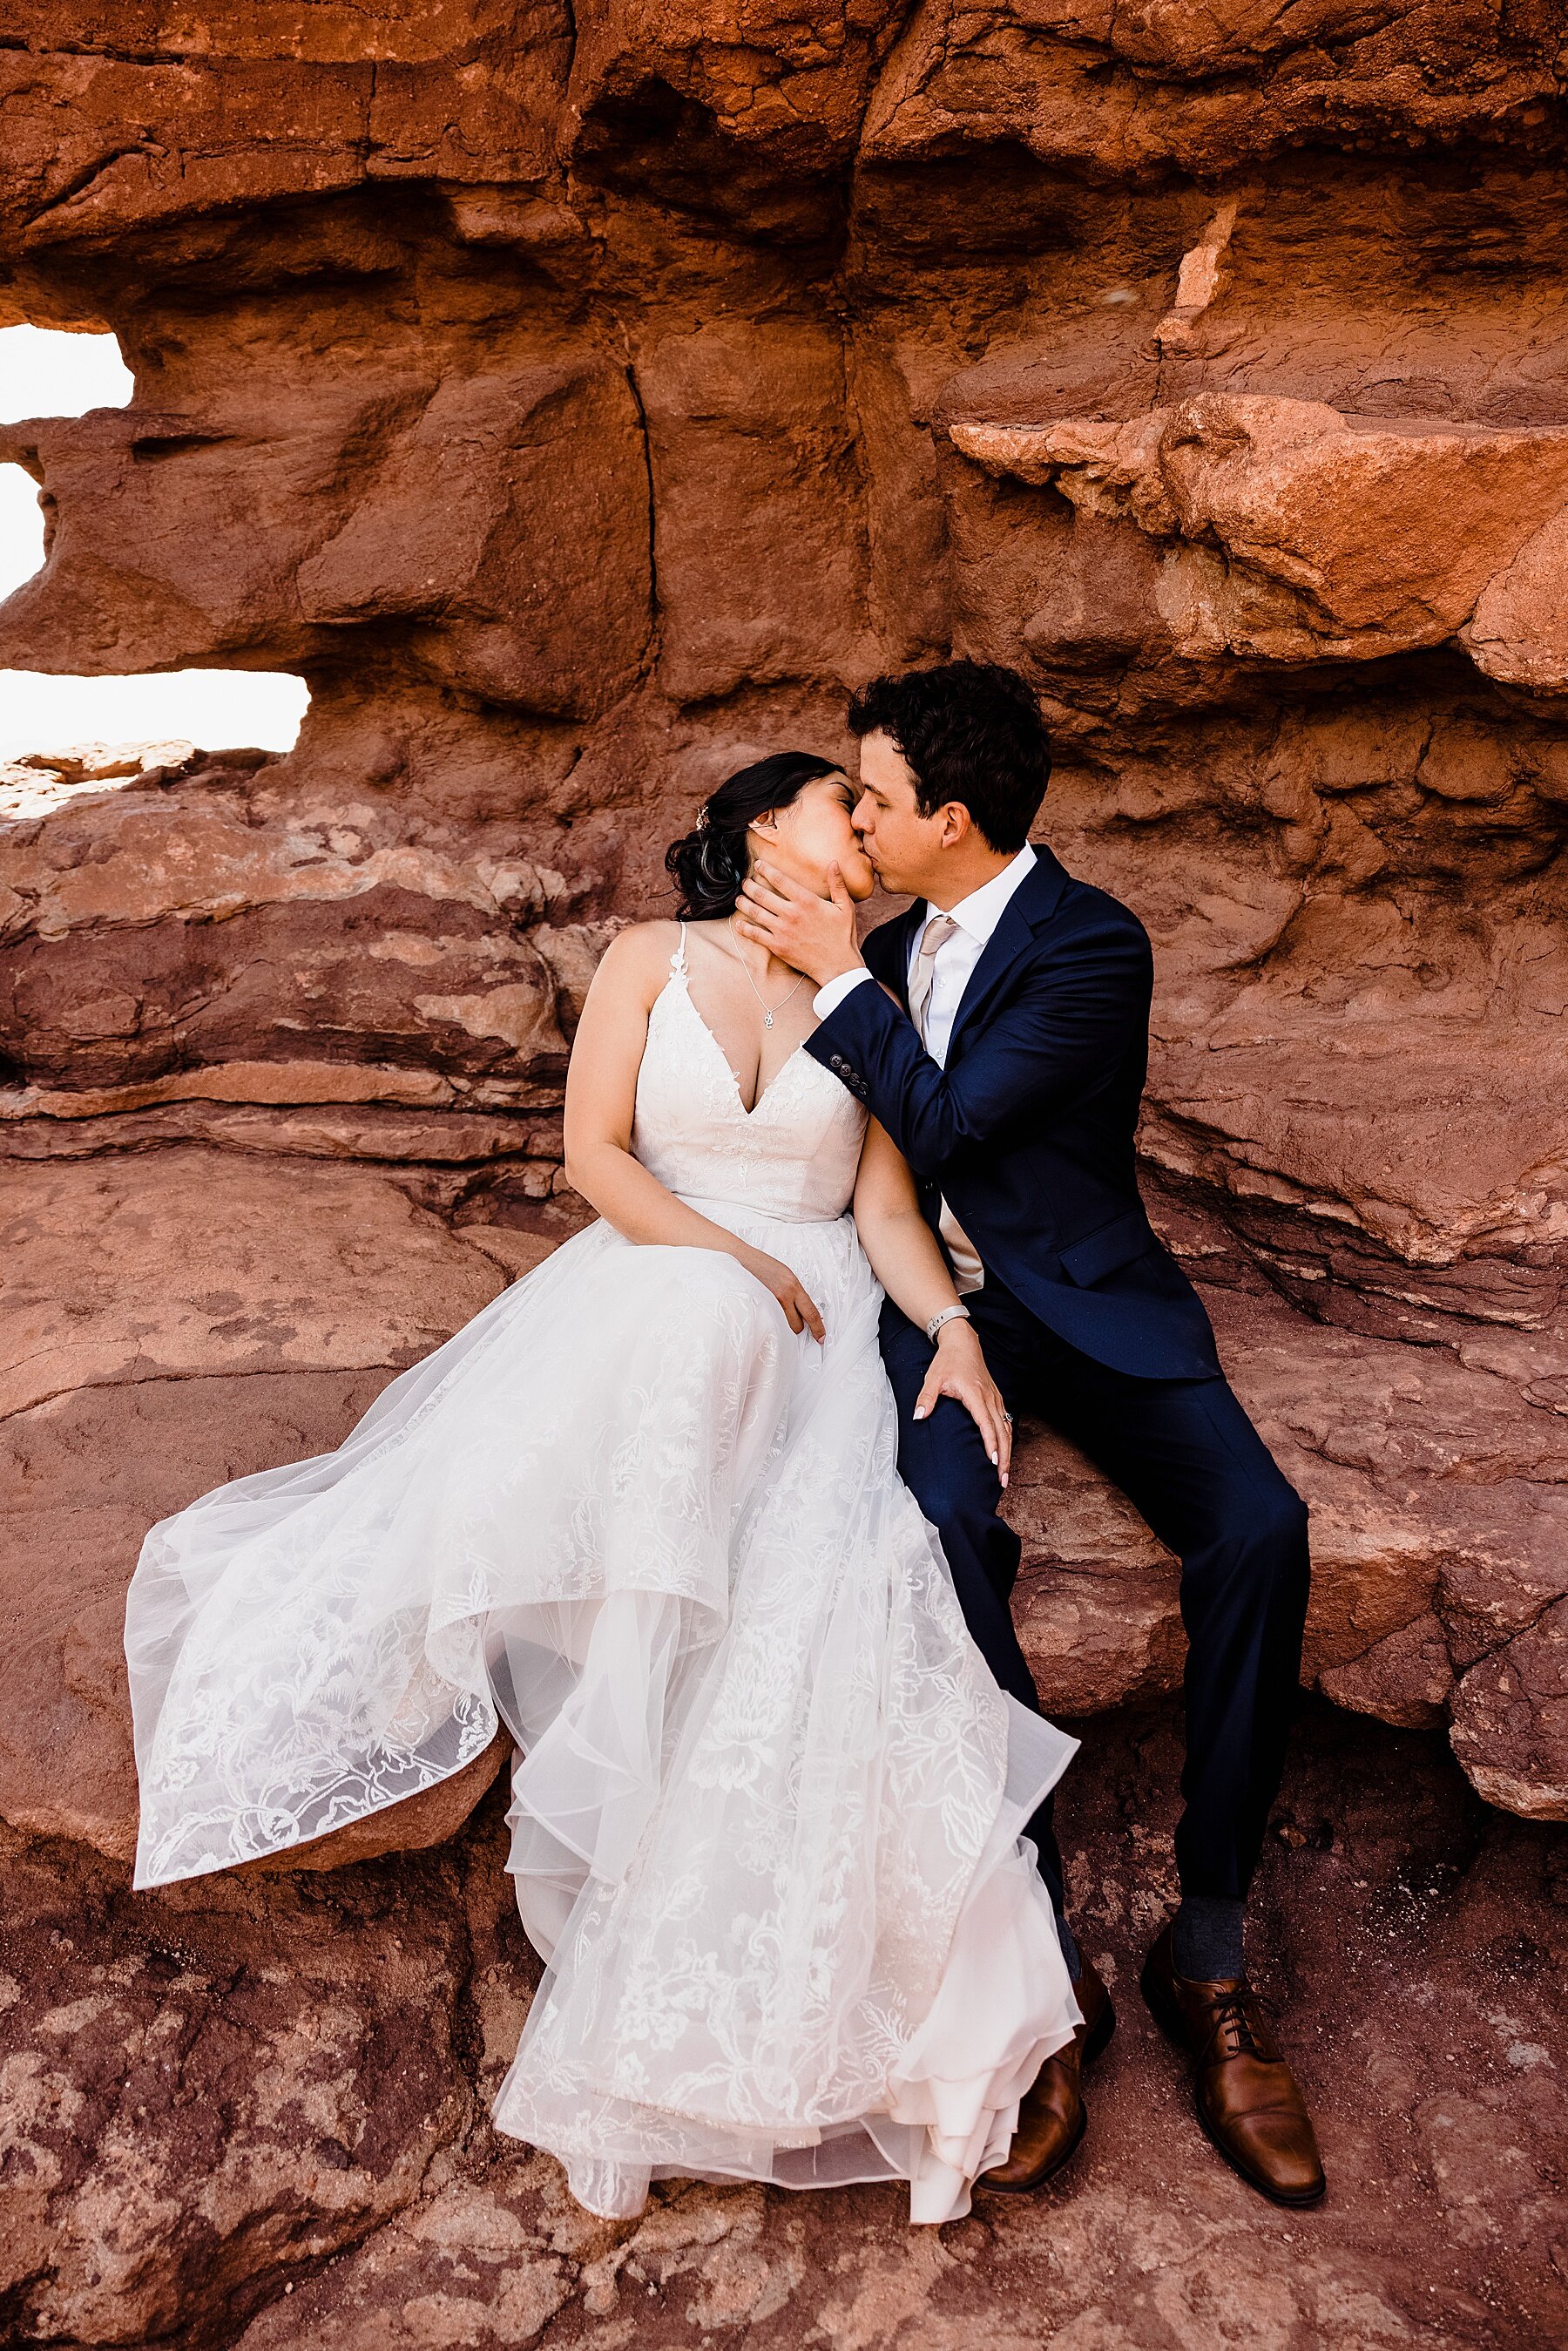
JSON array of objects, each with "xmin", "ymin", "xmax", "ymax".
[{"xmin": 666, "ymin": 751, "xmax": 845, "ymax": 919}]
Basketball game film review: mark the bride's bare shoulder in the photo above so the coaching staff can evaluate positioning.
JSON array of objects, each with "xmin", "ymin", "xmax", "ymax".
[{"xmin": 591, "ymin": 918, "xmax": 684, "ymax": 1007}]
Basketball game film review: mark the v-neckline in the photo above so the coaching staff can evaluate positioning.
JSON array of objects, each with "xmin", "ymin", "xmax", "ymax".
[{"xmin": 669, "ymin": 972, "xmax": 810, "ymax": 1121}]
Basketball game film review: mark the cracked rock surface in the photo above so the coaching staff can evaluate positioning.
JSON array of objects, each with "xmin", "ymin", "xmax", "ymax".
[{"xmin": 2, "ymin": 1704, "xmax": 1563, "ymax": 2348}]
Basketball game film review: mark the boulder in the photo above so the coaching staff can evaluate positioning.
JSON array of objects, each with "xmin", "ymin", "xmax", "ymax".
[
  {"xmin": 1450, "ymin": 1598, "xmax": 1568, "ymax": 1821},
  {"xmin": 1011, "ymin": 1279, "xmax": 1568, "ymax": 1819},
  {"xmin": 0, "ymin": 1151, "xmax": 512, "ymax": 1863},
  {"xmin": 6, "ymin": 1148, "xmax": 1565, "ymax": 1855}
]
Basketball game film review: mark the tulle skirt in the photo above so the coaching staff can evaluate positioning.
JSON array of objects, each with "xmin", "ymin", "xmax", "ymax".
[{"xmin": 126, "ymin": 1203, "xmax": 1079, "ymax": 2221}]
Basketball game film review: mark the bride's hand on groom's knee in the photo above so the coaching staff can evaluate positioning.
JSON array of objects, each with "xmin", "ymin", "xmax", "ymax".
[{"xmin": 913, "ymin": 1324, "xmax": 1013, "ymax": 1486}]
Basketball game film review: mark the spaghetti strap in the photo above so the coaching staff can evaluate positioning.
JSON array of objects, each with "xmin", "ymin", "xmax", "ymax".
[{"xmin": 671, "ymin": 922, "xmax": 688, "ymax": 976}]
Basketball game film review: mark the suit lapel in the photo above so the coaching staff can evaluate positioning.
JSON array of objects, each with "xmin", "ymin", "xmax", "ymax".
[{"xmin": 947, "ymin": 848, "xmax": 1070, "ymax": 1057}]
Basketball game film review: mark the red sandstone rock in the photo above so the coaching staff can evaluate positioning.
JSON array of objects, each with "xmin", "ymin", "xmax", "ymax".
[
  {"xmin": 237, "ymin": 1731, "xmax": 513, "ymax": 1873},
  {"xmin": 1463, "ymin": 504, "xmax": 1568, "ymax": 688},
  {"xmin": 1450, "ymin": 1598, "xmax": 1568, "ymax": 1821},
  {"xmin": 0, "ymin": 1152, "xmax": 510, "ymax": 1861},
  {"xmin": 1320, "ymin": 1611, "xmax": 1455, "ymax": 1730},
  {"xmin": 953, "ymin": 401, "xmax": 1568, "ymax": 672},
  {"xmin": 4, "ymin": 1155, "xmax": 1561, "ymax": 1873},
  {"xmin": 1009, "ymin": 1276, "xmax": 1568, "ymax": 1746},
  {"xmin": 863, "ymin": 0, "xmax": 1567, "ymax": 177},
  {"xmin": 0, "ymin": 6, "xmax": 573, "ymax": 256},
  {"xmin": 3, "ymin": 1707, "xmax": 1563, "ymax": 2348},
  {"xmin": 567, "ymin": 0, "xmax": 910, "ymax": 168},
  {"xmin": 0, "ymin": 1818, "xmax": 478, "ymax": 2347},
  {"xmin": 639, "ymin": 318, "xmax": 875, "ymax": 701},
  {"xmin": 295, "ymin": 362, "xmax": 652, "ymax": 715}
]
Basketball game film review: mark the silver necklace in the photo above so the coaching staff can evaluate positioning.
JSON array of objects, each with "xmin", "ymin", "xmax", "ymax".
[{"xmin": 727, "ymin": 920, "xmax": 807, "ymax": 1029}]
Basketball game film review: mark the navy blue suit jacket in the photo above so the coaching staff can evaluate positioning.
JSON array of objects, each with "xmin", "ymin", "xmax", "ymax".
[{"xmin": 805, "ymin": 846, "xmax": 1221, "ymax": 1381}]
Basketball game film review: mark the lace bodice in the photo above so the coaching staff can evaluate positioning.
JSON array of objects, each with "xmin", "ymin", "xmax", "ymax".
[{"xmin": 632, "ymin": 930, "xmax": 868, "ymax": 1223}]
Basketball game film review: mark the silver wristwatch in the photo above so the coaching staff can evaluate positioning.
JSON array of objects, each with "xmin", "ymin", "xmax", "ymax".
[{"xmin": 924, "ymin": 1303, "xmax": 972, "ymax": 1345}]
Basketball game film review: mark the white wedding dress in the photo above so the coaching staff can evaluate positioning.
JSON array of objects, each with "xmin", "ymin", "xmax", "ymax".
[{"xmin": 126, "ymin": 928, "xmax": 1080, "ymax": 2223}]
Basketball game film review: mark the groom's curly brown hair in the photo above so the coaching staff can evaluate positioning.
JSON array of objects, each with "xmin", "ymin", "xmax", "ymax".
[{"xmin": 847, "ymin": 660, "xmax": 1051, "ymax": 853}]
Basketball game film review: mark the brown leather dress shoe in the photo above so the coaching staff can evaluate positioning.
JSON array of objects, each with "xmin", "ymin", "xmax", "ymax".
[
  {"xmin": 1140, "ymin": 1923, "xmax": 1326, "ymax": 2206},
  {"xmin": 977, "ymin": 1957, "xmax": 1115, "ymax": 2192}
]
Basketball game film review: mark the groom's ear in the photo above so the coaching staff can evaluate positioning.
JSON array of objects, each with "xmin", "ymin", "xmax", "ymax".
[{"xmin": 937, "ymin": 803, "xmax": 972, "ymax": 849}]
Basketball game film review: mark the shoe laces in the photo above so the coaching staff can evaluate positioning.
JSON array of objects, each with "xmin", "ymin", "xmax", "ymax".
[{"xmin": 1209, "ymin": 1986, "xmax": 1279, "ymax": 2065}]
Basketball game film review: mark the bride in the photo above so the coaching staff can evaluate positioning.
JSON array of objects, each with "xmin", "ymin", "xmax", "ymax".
[{"xmin": 125, "ymin": 749, "xmax": 1081, "ymax": 2224}]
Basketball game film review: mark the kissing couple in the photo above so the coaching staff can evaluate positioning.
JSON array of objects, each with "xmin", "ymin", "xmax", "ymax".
[{"xmin": 126, "ymin": 661, "xmax": 1324, "ymax": 2221}]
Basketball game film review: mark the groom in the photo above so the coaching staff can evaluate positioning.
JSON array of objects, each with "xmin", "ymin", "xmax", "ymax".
[{"xmin": 737, "ymin": 660, "xmax": 1324, "ymax": 2207}]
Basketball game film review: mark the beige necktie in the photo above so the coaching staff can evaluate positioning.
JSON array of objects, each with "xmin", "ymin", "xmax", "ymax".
[
  {"xmin": 907, "ymin": 912, "xmax": 984, "ymax": 1297},
  {"xmin": 909, "ymin": 913, "xmax": 957, "ymax": 1043}
]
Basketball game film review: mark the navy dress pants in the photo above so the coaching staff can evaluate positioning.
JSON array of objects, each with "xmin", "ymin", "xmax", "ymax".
[{"xmin": 880, "ymin": 1280, "xmax": 1311, "ymax": 1925}]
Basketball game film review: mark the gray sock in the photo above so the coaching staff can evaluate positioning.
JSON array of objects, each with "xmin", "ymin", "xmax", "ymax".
[
  {"xmin": 1172, "ymin": 1896, "xmax": 1245, "ymax": 1982},
  {"xmin": 1055, "ymin": 1911, "xmax": 1082, "ymax": 1982}
]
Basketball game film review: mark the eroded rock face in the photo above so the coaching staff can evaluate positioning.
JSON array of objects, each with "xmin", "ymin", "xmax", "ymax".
[
  {"xmin": 3, "ymin": 1707, "xmax": 1564, "ymax": 2349},
  {"xmin": 0, "ymin": 1815, "xmax": 482, "ymax": 2347},
  {"xmin": 952, "ymin": 401, "xmax": 1568, "ymax": 671},
  {"xmin": 0, "ymin": 1149, "xmax": 521, "ymax": 1863},
  {"xmin": 0, "ymin": 0, "xmax": 1565, "ymax": 2087}
]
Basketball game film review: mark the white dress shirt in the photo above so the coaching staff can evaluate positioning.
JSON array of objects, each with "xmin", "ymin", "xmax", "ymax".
[{"xmin": 814, "ymin": 844, "xmax": 1037, "ymax": 1294}]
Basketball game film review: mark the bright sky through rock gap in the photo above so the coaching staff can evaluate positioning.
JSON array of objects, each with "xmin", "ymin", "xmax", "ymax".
[{"xmin": 0, "ymin": 326, "xmax": 308, "ymax": 759}]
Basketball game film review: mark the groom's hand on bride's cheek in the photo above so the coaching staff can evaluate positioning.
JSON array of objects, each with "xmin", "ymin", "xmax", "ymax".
[{"xmin": 735, "ymin": 861, "xmax": 864, "ymax": 987}]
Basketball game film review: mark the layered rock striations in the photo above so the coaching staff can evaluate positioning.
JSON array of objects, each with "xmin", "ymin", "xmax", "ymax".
[{"xmin": 3, "ymin": 4, "xmax": 1568, "ymax": 2341}]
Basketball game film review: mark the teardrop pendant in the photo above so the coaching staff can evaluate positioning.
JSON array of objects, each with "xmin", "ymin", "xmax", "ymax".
[{"xmin": 726, "ymin": 918, "xmax": 808, "ymax": 1031}]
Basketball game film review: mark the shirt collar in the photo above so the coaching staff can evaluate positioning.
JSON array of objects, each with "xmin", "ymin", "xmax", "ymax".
[{"xmin": 938, "ymin": 844, "xmax": 1037, "ymax": 948}]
